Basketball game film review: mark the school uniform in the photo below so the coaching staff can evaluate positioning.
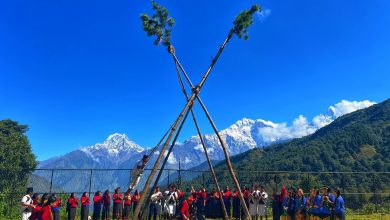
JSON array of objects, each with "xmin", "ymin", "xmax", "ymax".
[
  {"xmin": 214, "ymin": 192, "xmax": 223, "ymax": 218},
  {"xmin": 194, "ymin": 192, "xmax": 206, "ymax": 220},
  {"xmin": 101, "ymin": 194, "xmax": 111, "ymax": 220},
  {"xmin": 177, "ymin": 198, "xmax": 189, "ymax": 220},
  {"xmin": 312, "ymin": 195, "xmax": 322, "ymax": 218},
  {"xmin": 122, "ymin": 194, "xmax": 132, "ymax": 220},
  {"xmin": 112, "ymin": 193, "xmax": 123, "ymax": 219},
  {"xmin": 67, "ymin": 197, "xmax": 78, "ymax": 220},
  {"xmin": 249, "ymin": 190, "xmax": 259, "ymax": 217},
  {"xmin": 223, "ymin": 190, "xmax": 232, "ymax": 217},
  {"xmin": 271, "ymin": 194, "xmax": 281, "ymax": 220},
  {"xmin": 306, "ymin": 196, "xmax": 315, "ymax": 218},
  {"xmin": 40, "ymin": 205, "xmax": 52, "ymax": 220},
  {"xmin": 148, "ymin": 191, "xmax": 162, "ymax": 220},
  {"xmin": 132, "ymin": 193, "xmax": 141, "ymax": 215},
  {"xmin": 92, "ymin": 195, "xmax": 102, "ymax": 220},
  {"xmin": 296, "ymin": 195, "xmax": 306, "ymax": 219},
  {"xmin": 51, "ymin": 198, "xmax": 61, "ymax": 220},
  {"xmin": 165, "ymin": 191, "xmax": 177, "ymax": 216},
  {"xmin": 258, "ymin": 191, "xmax": 268, "ymax": 217},
  {"xmin": 232, "ymin": 192, "xmax": 241, "ymax": 219},
  {"xmin": 80, "ymin": 196, "xmax": 90, "ymax": 220},
  {"xmin": 334, "ymin": 196, "xmax": 345, "ymax": 220},
  {"xmin": 21, "ymin": 194, "xmax": 33, "ymax": 220},
  {"xmin": 240, "ymin": 189, "xmax": 251, "ymax": 219},
  {"xmin": 287, "ymin": 195, "xmax": 298, "ymax": 220}
]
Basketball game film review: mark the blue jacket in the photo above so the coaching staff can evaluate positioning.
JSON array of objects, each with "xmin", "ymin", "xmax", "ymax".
[
  {"xmin": 334, "ymin": 196, "xmax": 345, "ymax": 214},
  {"xmin": 312, "ymin": 195, "xmax": 322, "ymax": 214}
]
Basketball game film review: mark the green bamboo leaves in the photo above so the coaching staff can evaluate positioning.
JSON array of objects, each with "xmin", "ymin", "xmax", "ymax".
[
  {"xmin": 233, "ymin": 4, "xmax": 261, "ymax": 40},
  {"xmin": 140, "ymin": 1, "xmax": 175, "ymax": 46}
]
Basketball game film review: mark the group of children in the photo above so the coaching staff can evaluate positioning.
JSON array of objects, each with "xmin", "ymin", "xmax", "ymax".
[
  {"xmin": 21, "ymin": 184, "xmax": 346, "ymax": 220},
  {"xmin": 271, "ymin": 186, "xmax": 346, "ymax": 220}
]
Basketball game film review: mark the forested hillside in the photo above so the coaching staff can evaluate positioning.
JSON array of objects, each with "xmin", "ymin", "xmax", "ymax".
[{"xmin": 188, "ymin": 99, "xmax": 390, "ymax": 209}]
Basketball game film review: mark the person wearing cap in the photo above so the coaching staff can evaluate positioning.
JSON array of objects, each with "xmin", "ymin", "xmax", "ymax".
[{"xmin": 21, "ymin": 187, "xmax": 35, "ymax": 220}]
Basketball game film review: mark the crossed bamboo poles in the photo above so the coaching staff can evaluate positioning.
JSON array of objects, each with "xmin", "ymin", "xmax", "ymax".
[{"xmin": 133, "ymin": 29, "xmax": 251, "ymax": 220}]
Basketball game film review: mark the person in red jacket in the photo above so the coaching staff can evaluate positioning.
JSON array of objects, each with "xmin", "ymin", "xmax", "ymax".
[
  {"xmin": 29, "ymin": 193, "xmax": 41, "ymax": 220},
  {"xmin": 40, "ymin": 196, "xmax": 56, "ymax": 220},
  {"xmin": 67, "ymin": 192, "xmax": 79, "ymax": 220},
  {"xmin": 92, "ymin": 191, "xmax": 103, "ymax": 220},
  {"xmin": 112, "ymin": 187, "xmax": 123, "ymax": 220},
  {"xmin": 31, "ymin": 194, "xmax": 47, "ymax": 220},
  {"xmin": 51, "ymin": 193, "xmax": 61, "ymax": 220},
  {"xmin": 223, "ymin": 186, "xmax": 232, "ymax": 218},
  {"xmin": 177, "ymin": 191, "xmax": 189, "ymax": 220},
  {"xmin": 80, "ymin": 192, "xmax": 90, "ymax": 220},
  {"xmin": 123, "ymin": 191, "xmax": 132, "ymax": 220},
  {"xmin": 102, "ymin": 190, "xmax": 111, "ymax": 220}
]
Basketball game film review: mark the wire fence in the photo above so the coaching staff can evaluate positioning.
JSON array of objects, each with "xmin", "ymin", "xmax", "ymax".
[{"xmin": 0, "ymin": 168, "xmax": 389, "ymax": 219}]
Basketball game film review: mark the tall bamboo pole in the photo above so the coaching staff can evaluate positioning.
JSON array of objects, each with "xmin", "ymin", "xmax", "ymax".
[
  {"xmin": 133, "ymin": 29, "xmax": 235, "ymax": 220},
  {"xmin": 172, "ymin": 57, "xmax": 229, "ymax": 219},
  {"xmin": 139, "ymin": 106, "xmax": 191, "ymax": 219},
  {"xmin": 171, "ymin": 47, "xmax": 251, "ymax": 219}
]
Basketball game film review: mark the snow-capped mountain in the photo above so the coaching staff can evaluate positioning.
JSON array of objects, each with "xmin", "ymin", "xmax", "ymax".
[
  {"xmin": 80, "ymin": 133, "xmax": 143, "ymax": 165},
  {"xmin": 36, "ymin": 100, "xmax": 375, "ymax": 191}
]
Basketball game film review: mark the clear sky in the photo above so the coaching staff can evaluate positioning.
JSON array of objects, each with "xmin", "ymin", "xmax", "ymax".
[{"xmin": 1, "ymin": 0, "xmax": 389, "ymax": 160}]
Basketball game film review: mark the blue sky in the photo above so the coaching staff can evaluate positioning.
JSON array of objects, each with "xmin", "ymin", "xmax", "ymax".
[{"xmin": 0, "ymin": 0, "xmax": 389, "ymax": 160}]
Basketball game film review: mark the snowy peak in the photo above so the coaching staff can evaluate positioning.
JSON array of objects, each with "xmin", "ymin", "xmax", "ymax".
[{"xmin": 102, "ymin": 133, "xmax": 144, "ymax": 152}]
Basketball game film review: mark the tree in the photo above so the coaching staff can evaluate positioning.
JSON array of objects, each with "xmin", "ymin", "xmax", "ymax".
[{"xmin": 0, "ymin": 119, "xmax": 37, "ymax": 217}]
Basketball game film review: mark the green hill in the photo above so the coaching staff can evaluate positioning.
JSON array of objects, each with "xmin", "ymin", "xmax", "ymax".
[{"xmin": 187, "ymin": 99, "xmax": 390, "ymax": 209}]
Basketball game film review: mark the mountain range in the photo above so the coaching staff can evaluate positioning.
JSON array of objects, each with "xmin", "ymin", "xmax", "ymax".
[{"xmin": 36, "ymin": 100, "xmax": 376, "ymax": 192}]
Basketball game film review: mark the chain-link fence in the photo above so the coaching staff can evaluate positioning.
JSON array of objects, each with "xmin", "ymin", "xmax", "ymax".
[{"xmin": 0, "ymin": 169, "xmax": 389, "ymax": 219}]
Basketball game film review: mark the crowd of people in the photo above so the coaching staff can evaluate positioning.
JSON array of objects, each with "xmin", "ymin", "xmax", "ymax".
[{"xmin": 20, "ymin": 184, "xmax": 346, "ymax": 220}]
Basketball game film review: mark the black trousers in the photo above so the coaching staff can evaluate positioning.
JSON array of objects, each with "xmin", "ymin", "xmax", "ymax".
[
  {"xmin": 68, "ymin": 207, "xmax": 76, "ymax": 220},
  {"xmin": 148, "ymin": 203, "xmax": 158, "ymax": 220}
]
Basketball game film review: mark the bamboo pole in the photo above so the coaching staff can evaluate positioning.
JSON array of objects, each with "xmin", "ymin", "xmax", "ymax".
[
  {"xmin": 133, "ymin": 29, "xmax": 237, "ymax": 220},
  {"xmin": 173, "ymin": 57, "xmax": 230, "ymax": 219},
  {"xmin": 171, "ymin": 46, "xmax": 251, "ymax": 219},
  {"xmin": 139, "ymin": 106, "xmax": 191, "ymax": 219}
]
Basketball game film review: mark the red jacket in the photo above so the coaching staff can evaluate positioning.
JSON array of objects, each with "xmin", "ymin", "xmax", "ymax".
[
  {"xmin": 39, "ymin": 205, "xmax": 52, "ymax": 220},
  {"xmin": 30, "ymin": 205, "xmax": 42, "ymax": 220},
  {"xmin": 223, "ymin": 190, "xmax": 232, "ymax": 199},
  {"xmin": 93, "ymin": 195, "xmax": 103, "ymax": 206},
  {"xmin": 179, "ymin": 199, "xmax": 189, "ymax": 219},
  {"xmin": 103, "ymin": 194, "xmax": 111, "ymax": 205},
  {"xmin": 81, "ymin": 196, "xmax": 90, "ymax": 206},
  {"xmin": 67, "ymin": 197, "xmax": 79, "ymax": 208},
  {"xmin": 113, "ymin": 193, "xmax": 123, "ymax": 204}
]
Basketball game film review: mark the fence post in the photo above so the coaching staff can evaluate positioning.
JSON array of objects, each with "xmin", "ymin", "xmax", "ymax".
[
  {"xmin": 49, "ymin": 170, "xmax": 54, "ymax": 193},
  {"xmin": 89, "ymin": 169, "xmax": 93, "ymax": 196},
  {"xmin": 167, "ymin": 170, "xmax": 170, "ymax": 185}
]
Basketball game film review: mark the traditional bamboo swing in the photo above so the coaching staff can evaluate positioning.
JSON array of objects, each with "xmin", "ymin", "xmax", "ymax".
[{"xmin": 130, "ymin": 2, "xmax": 261, "ymax": 220}]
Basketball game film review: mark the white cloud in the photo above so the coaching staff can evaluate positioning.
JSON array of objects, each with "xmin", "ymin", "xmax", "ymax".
[
  {"xmin": 329, "ymin": 100, "xmax": 376, "ymax": 117},
  {"xmin": 257, "ymin": 100, "xmax": 375, "ymax": 143},
  {"xmin": 167, "ymin": 154, "xmax": 177, "ymax": 164}
]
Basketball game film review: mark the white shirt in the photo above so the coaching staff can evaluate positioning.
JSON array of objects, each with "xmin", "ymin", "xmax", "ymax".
[
  {"xmin": 21, "ymin": 195, "xmax": 32, "ymax": 212},
  {"xmin": 151, "ymin": 191, "xmax": 163, "ymax": 203}
]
